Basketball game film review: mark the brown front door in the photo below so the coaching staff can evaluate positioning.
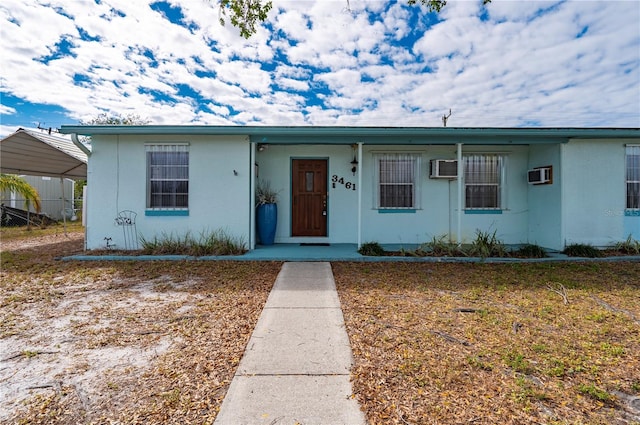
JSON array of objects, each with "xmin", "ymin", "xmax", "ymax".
[{"xmin": 292, "ymin": 159, "xmax": 327, "ymax": 236}]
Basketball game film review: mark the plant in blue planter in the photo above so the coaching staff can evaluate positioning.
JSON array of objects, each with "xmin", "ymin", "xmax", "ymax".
[{"xmin": 256, "ymin": 179, "xmax": 279, "ymax": 245}]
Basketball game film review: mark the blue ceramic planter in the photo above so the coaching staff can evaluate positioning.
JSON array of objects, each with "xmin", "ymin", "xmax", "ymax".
[{"xmin": 257, "ymin": 203, "xmax": 277, "ymax": 245}]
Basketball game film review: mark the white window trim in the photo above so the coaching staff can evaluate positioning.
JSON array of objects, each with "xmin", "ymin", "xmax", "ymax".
[
  {"xmin": 626, "ymin": 144, "xmax": 640, "ymax": 210},
  {"xmin": 145, "ymin": 143, "xmax": 190, "ymax": 211},
  {"xmin": 463, "ymin": 153, "xmax": 507, "ymax": 210},
  {"xmin": 373, "ymin": 152, "xmax": 422, "ymax": 210}
]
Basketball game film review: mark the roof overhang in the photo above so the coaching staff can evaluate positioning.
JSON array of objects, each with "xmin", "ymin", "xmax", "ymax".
[
  {"xmin": 60, "ymin": 125, "xmax": 640, "ymax": 145},
  {"xmin": 1, "ymin": 128, "xmax": 88, "ymax": 179}
]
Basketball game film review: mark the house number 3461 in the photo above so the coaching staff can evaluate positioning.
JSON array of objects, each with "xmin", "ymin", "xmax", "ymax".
[{"xmin": 331, "ymin": 175, "xmax": 356, "ymax": 191}]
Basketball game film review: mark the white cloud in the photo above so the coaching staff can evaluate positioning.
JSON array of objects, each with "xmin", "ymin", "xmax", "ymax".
[
  {"xmin": 276, "ymin": 77, "xmax": 309, "ymax": 92},
  {"xmin": 0, "ymin": 0, "xmax": 638, "ymax": 127},
  {"xmin": 0, "ymin": 125, "xmax": 21, "ymax": 138},
  {"xmin": 275, "ymin": 64, "xmax": 312, "ymax": 79},
  {"xmin": 0, "ymin": 104, "xmax": 16, "ymax": 115}
]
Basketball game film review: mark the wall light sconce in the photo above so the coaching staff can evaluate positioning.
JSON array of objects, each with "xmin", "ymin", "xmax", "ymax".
[
  {"xmin": 258, "ymin": 144, "xmax": 268, "ymax": 152},
  {"xmin": 350, "ymin": 144, "xmax": 359, "ymax": 176}
]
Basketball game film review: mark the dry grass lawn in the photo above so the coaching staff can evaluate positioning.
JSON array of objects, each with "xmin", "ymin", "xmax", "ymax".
[
  {"xmin": 0, "ymin": 225, "xmax": 282, "ymax": 424},
  {"xmin": 334, "ymin": 262, "xmax": 640, "ymax": 425},
  {"xmin": 2, "ymin": 225, "xmax": 639, "ymax": 424}
]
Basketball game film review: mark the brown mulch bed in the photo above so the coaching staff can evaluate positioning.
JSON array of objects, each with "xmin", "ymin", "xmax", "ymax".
[{"xmin": 334, "ymin": 262, "xmax": 640, "ymax": 424}]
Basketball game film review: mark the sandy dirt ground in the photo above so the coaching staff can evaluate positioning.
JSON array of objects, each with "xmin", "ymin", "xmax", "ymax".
[
  {"xmin": 0, "ymin": 233, "xmax": 189, "ymax": 421},
  {"xmin": 3, "ymin": 229, "xmax": 639, "ymax": 424},
  {"xmin": 0, "ymin": 230, "xmax": 279, "ymax": 424}
]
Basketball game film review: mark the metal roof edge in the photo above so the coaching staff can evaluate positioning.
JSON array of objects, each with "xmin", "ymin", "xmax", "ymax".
[
  {"xmin": 59, "ymin": 125, "xmax": 640, "ymax": 139},
  {"xmin": 3, "ymin": 128, "xmax": 88, "ymax": 162}
]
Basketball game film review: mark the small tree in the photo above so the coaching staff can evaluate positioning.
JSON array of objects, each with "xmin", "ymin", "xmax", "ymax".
[
  {"xmin": 0, "ymin": 174, "xmax": 42, "ymax": 213},
  {"xmin": 407, "ymin": 0, "xmax": 492, "ymax": 13},
  {"xmin": 78, "ymin": 113, "xmax": 151, "ymax": 149},
  {"xmin": 218, "ymin": 0, "xmax": 273, "ymax": 39},
  {"xmin": 80, "ymin": 113, "xmax": 151, "ymax": 126},
  {"xmin": 216, "ymin": 0, "xmax": 492, "ymax": 39}
]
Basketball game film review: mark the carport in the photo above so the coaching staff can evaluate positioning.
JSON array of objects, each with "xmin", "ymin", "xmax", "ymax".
[{"xmin": 1, "ymin": 127, "xmax": 88, "ymax": 230}]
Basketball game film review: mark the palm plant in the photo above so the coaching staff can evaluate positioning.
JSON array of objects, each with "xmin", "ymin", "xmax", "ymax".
[{"xmin": 0, "ymin": 174, "xmax": 42, "ymax": 213}]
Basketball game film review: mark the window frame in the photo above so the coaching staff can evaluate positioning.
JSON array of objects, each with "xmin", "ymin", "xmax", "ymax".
[
  {"xmin": 627, "ymin": 145, "xmax": 640, "ymax": 210},
  {"xmin": 463, "ymin": 154, "xmax": 505, "ymax": 211},
  {"xmin": 145, "ymin": 143, "xmax": 189, "ymax": 212},
  {"xmin": 373, "ymin": 152, "xmax": 421, "ymax": 210}
]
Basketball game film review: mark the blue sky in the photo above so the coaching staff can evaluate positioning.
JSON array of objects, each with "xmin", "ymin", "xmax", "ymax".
[{"xmin": 1, "ymin": 0, "xmax": 639, "ymax": 136}]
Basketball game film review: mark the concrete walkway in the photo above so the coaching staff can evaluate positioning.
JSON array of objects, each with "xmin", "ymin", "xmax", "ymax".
[{"xmin": 214, "ymin": 262, "xmax": 366, "ymax": 425}]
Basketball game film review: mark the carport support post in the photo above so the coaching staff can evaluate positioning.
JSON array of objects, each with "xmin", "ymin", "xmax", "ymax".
[
  {"xmin": 60, "ymin": 176, "xmax": 67, "ymax": 235},
  {"xmin": 456, "ymin": 143, "xmax": 463, "ymax": 245}
]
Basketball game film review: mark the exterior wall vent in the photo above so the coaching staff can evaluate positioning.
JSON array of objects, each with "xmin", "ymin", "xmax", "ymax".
[
  {"xmin": 430, "ymin": 159, "xmax": 458, "ymax": 179},
  {"xmin": 528, "ymin": 166, "xmax": 552, "ymax": 185}
]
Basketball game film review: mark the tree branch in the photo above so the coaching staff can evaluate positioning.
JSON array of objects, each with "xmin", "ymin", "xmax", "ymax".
[
  {"xmin": 214, "ymin": 0, "xmax": 491, "ymax": 39},
  {"xmin": 546, "ymin": 282, "xmax": 569, "ymax": 305}
]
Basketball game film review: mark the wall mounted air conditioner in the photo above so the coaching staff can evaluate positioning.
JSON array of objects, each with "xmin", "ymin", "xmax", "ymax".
[
  {"xmin": 528, "ymin": 166, "xmax": 552, "ymax": 185},
  {"xmin": 430, "ymin": 159, "xmax": 458, "ymax": 179}
]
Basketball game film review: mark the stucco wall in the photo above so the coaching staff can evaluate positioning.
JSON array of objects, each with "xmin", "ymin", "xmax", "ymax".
[
  {"xmin": 527, "ymin": 144, "xmax": 563, "ymax": 250},
  {"xmin": 84, "ymin": 134, "xmax": 639, "ymax": 251},
  {"xmin": 562, "ymin": 138, "xmax": 640, "ymax": 247},
  {"xmin": 257, "ymin": 144, "xmax": 531, "ymax": 246},
  {"xmin": 359, "ymin": 145, "xmax": 445, "ymax": 245},
  {"xmin": 86, "ymin": 135, "xmax": 250, "ymax": 250},
  {"xmin": 256, "ymin": 144, "xmax": 358, "ymax": 243},
  {"xmin": 358, "ymin": 145, "xmax": 530, "ymax": 245}
]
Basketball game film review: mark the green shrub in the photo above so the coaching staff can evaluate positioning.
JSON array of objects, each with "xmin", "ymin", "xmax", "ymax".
[
  {"xmin": 517, "ymin": 244, "xmax": 547, "ymax": 258},
  {"xmin": 563, "ymin": 243, "xmax": 602, "ymax": 258},
  {"xmin": 192, "ymin": 229, "xmax": 247, "ymax": 256},
  {"xmin": 139, "ymin": 229, "xmax": 246, "ymax": 256},
  {"xmin": 399, "ymin": 247, "xmax": 418, "ymax": 257},
  {"xmin": 422, "ymin": 235, "xmax": 461, "ymax": 256},
  {"xmin": 614, "ymin": 234, "xmax": 640, "ymax": 255},
  {"xmin": 398, "ymin": 245, "xmax": 431, "ymax": 257},
  {"xmin": 139, "ymin": 232, "xmax": 186, "ymax": 254},
  {"xmin": 468, "ymin": 229, "xmax": 508, "ymax": 258},
  {"xmin": 358, "ymin": 241, "xmax": 386, "ymax": 256}
]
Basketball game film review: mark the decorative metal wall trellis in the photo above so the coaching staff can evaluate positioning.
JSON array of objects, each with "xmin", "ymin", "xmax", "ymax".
[{"xmin": 115, "ymin": 210, "xmax": 138, "ymax": 250}]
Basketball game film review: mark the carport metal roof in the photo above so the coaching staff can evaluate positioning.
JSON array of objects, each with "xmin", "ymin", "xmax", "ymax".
[{"xmin": 1, "ymin": 128, "xmax": 87, "ymax": 179}]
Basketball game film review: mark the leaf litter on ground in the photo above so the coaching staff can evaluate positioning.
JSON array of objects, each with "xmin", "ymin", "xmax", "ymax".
[
  {"xmin": 333, "ymin": 262, "xmax": 640, "ymax": 425},
  {"xmin": 2, "ymin": 226, "xmax": 640, "ymax": 424},
  {"xmin": 1, "ymin": 227, "xmax": 282, "ymax": 424}
]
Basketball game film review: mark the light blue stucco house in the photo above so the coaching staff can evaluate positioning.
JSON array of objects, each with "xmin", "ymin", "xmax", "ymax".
[{"xmin": 59, "ymin": 126, "xmax": 640, "ymax": 252}]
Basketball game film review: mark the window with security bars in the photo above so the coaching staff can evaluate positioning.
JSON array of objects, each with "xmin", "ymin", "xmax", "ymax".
[
  {"xmin": 627, "ymin": 145, "xmax": 640, "ymax": 209},
  {"xmin": 464, "ymin": 154, "xmax": 504, "ymax": 209},
  {"xmin": 146, "ymin": 144, "xmax": 189, "ymax": 209},
  {"xmin": 375, "ymin": 153, "xmax": 420, "ymax": 209}
]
